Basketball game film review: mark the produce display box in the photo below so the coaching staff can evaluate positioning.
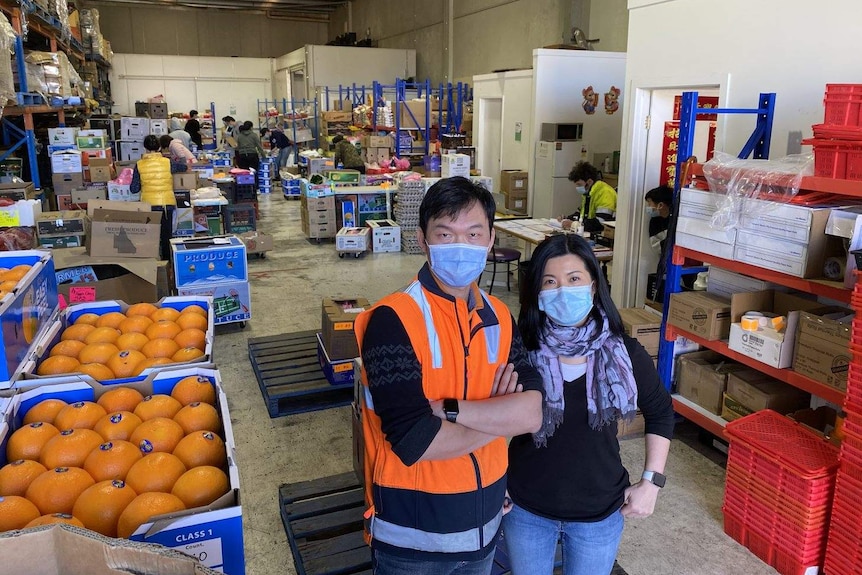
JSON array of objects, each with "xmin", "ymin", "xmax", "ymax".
[
  {"xmin": 177, "ymin": 282, "xmax": 251, "ymax": 326},
  {"xmin": 3, "ymin": 367, "xmax": 244, "ymax": 575},
  {"xmin": 19, "ymin": 296, "xmax": 215, "ymax": 386},
  {"xmin": 0, "ymin": 250, "xmax": 60, "ymax": 388},
  {"xmin": 170, "ymin": 236, "xmax": 248, "ymax": 288}
]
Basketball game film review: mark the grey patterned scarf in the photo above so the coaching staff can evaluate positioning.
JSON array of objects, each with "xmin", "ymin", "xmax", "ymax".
[{"xmin": 529, "ymin": 309, "xmax": 638, "ymax": 447}]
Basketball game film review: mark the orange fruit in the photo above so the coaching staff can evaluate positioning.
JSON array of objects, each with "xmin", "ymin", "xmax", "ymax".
[
  {"xmin": 22, "ymin": 399, "xmax": 68, "ymax": 425},
  {"xmin": 145, "ymin": 320, "xmax": 182, "ymax": 341},
  {"xmin": 37, "ymin": 355, "xmax": 80, "ymax": 376},
  {"xmin": 130, "ymin": 417, "xmax": 184, "ymax": 454},
  {"xmin": 126, "ymin": 303, "xmax": 158, "ymax": 318},
  {"xmin": 78, "ymin": 342, "xmax": 120, "ymax": 365},
  {"xmin": 74, "ymin": 313, "xmax": 101, "ymax": 326},
  {"xmin": 172, "ymin": 347, "xmax": 205, "ymax": 363},
  {"xmin": 95, "ymin": 312, "xmax": 127, "ymax": 329},
  {"xmin": 84, "ymin": 326, "xmax": 122, "ymax": 345},
  {"xmin": 49, "ymin": 339, "xmax": 87, "ymax": 359},
  {"xmin": 117, "ymin": 332, "xmax": 149, "ymax": 352},
  {"xmin": 176, "ymin": 312, "xmax": 207, "ymax": 331},
  {"xmin": 134, "ymin": 394, "xmax": 182, "ymax": 422},
  {"xmin": 172, "ymin": 466, "xmax": 229, "ymax": 508},
  {"xmin": 73, "ymin": 479, "xmax": 138, "ymax": 537},
  {"xmin": 180, "ymin": 304, "xmax": 208, "ymax": 317},
  {"xmin": 53, "ymin": 401, "xmax": 108, "ymax": 431},
  {"xmin": 25, "ymin": 513, "xmax": 84, "ymax": 528},
  {"xmin": 83, "ymin": 440, "xmax": 143, "ymax": 482},
  {"xmin": 173, "ymin": 431, "xmax": 226, "ymax": 469},
  {"xmin": 173, "ymin": 402, "xmax": 220, "ymax": 435},
  {"xmin": 7, "ymin": 422, "xmax": 60, "ymax": 461},
  {"xmin": 171, "ymin": 375, "xmax": 216, "ymax": 406},
  {"xmin": 150, "ymin": 307, "xmax": 181, "ymax": 323},
  {"xmin": 61, "ymin": 323, "xmax": 96, "ymax": 342},
  {"xmin": 118, "ymin": 315, "xmax": 153, "ymax": 335},
  {"xmin": 0, "ymin": 459, "xmax": 48, "ymax": 496},
  {"xmin": 134, "ymin": 357, "xmax": 174, "ymax": 375},
  {"xmin": 26, "ymin": 466, "xmax": 95, "ymax": 515},
  {"xmin": 40, "ymin": 428, "xmax": 104, "ymax": 469},
  {"xmin": 117, "ymin": 491, "xmax": 185, "ymax": 538},
  {"xmin": 141, "ymin": 338, "xmax": 180, "ymax": 360},
  {"xmin": 77, "ymin": 363, "xmax": 117, "ymax": 382},
  {"xmin": 107, "ymin": 350, "xmax": 147, "ymax": 379},
  {"xmin": 174, "ymin": 328, "xmax": 206, "ymax": 351},
  {"xmin": 0, "ymin": 495, "xmax": 41, "ymax": 531},
  {"xmin": 97, "ymin": 387, "xmax": 145, "ymax": 414},
  {"xmin": 124, "ymin": 452, "xmax": 186, "ymax": 495},
  {"xmin": 93, "ymin": 411, "xmax": 143, "ymax": 442},
  {"xmin": 2, "ymin": 265, "xmax": 30, "ymax": 282},
  {"xmin": 0, "ymin": 280, "xmax": 16, "ymax": 292}
]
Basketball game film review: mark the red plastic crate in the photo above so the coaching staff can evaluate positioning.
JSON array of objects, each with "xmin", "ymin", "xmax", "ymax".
[
  {"xmin": 725, "ymin": 470, "xmax": 831, "ymax": 526},
  {"xmin": 824, "ymin": 84, "xmax": 862, "ymax": 127},
  {"xmin": 726, "ymin": 460, "xmax": 833, "ymax": 512},
  {"xmin": 802, "ymin": 138, "xmax": 862, "ymax": 180},
  {"xmin": 728, "ymin": 444, "xmax": 836, "ymax": 506},
  {"xmin": 813, "ymin": 123, "xmax": 862, "ymax": 139}
]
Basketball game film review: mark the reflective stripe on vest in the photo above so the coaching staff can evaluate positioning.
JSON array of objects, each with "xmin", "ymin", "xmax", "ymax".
[
  {"xmin": 363, "ymin": 385, "xmax": 374, "ymax": 411},
  {"xmin": 403, "ymin": 281, "xmax": 501, "ymax": 368},
  {"xmin": 370, "ymin": 508, "xmax": 503, "ymax": 554}
]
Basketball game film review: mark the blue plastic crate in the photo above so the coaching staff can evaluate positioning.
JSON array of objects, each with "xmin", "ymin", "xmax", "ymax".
[{"xmin": 235, "ymin": 173, "xmax": 255, "ymax": 185}]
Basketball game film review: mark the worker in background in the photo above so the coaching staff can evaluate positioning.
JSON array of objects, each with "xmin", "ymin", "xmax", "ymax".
[
  {"xmin": 331, "ymin": 134, "xmax": 366, "ymax": 174},
  {"xmin": 260, "ymin": 127, "xmax": 293, "ymax": 180},
  {"xmin": 567, "ymin": 161, "xmax": 617, "ymax": 233},
  {"xmin": 159, "ymin": 134, "xmax": 195, "ymax": 167},
  {"xmin": 221, "ymin": 116, "xmax": 238, "ymax": 161},
  {"xmin": 235, "ymin": 121, "xmax": 266, "ymax": 188},
  {"xmin": 184, "ymin": 109, "xmax": 202, "ymax": 150},
  {"xmin": 644, "ymin": 185, "xmax": 673, "ymax": 257},
  {"xmin": 129, "ymin": 135, "xmax": 188, "ymax": 259},
  {"xmin": 168, "ymin": 122, "xmax": 192, "ymax": 150}
]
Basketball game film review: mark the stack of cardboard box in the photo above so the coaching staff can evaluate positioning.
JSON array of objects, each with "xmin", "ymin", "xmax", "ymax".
[
  {"xmin": 301, "ymin": 185, "xmax": 337, "ymax": 240},
  {"xmin": 361, "ymin": 135, "xmax": 392, "ymax": 166},
  {"xmin": 118, "ymin": 117, "xmax": 149, "ymax": 162},
  {"xmin": 500, "ymin": 170, "xmax": 528, "ymax": 214}
]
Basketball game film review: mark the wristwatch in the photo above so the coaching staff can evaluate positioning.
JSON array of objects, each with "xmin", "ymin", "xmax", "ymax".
[
  {"xmin": 642, "ymin": 470, "xmax": 666, "ymax": 488},
  {"xmin": 442, "ymin": 399, "xmax": 459, "ymax": 423}
]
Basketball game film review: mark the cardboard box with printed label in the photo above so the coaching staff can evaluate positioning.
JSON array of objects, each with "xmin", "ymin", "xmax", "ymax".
[
  {"xmin": 726, "ymin": 368, "xmax": 810, "ymax": 414},
  {"xmin": 441, "ymin": 153, "xmax": 471, "ymax": 178},
  {"xmin": 302, "ymin": 219, "xmax": 337, "ymax": 239},
  {"xmin": 619, "ymin": 307, "xmax": 662, "ymax": 355},
  {"xmin": 793, "ymin": 309, "xmax": 853, "ymax": 391},
  {"xmin": 0, "ymin": 181, "xmax": 36, "ymax": 202},
  {"xmin": 367, "ymin": 219, "xmax": 401, "ymax": 253},
  {"xmin": 52, "ymin": 172, "xmax": 84, "ymax": 195},
  {"xmin": 47, "ymin": 127, "xmax": 77, "ymax": 146},
  {"xmin": 149, "ymin": 118, "xmax": 168, "ymax": 135},
  {"xmin": 675, "ymin": 216, "xmax": 736, "ymax": 260},
  {"xmin": 107, "ymin": 181, "xmax": 138, "ymax": 201},
  {"xmin": 322, "ymin": 110, "xmax": 353, "ymax": 123},
  {"xmin": 336, "ymin": 226, "xmax": 370, "ymax": 253},
  {"xmin": 120, "ymin": 117, "xmax": 150, "ymax": 141},
  {"xmin": 177, "ymin": 281, "xmax": 251, "ymax": 325},
  {"xmin": 237, "ymin": 230, "xmax": 274, "ymax": 255},
  {"xmin": 79, "ymin": 147, "xmax": 113, "ymax": 166},
  {"xmin": 503, "ymin": 191, "xmax": 528, "ymax": 213},
  {"xmin": 677, "ymin": 351, "xmax": 748, "ymax": 415},
  {"xmin": 87, "ymin": 158, "xmax": 113, "ymax": 183},
  {"xmin": 36, "ymin": 210, "xmax": 87, "ymax": 241},
  {"xmin": 87, "ymin": 208, "xmax": 161, "ymax": 259},
  {"xmin": 135, "ymin": 101, "xmax": 168, "ymax": 119},
  {"xmin": 500, "ymin": 170, "xmax": 528, "ymax": 194},
  {"xmin": 53, "ymin": 247, "xmax": 168, "ymax": 304},
  {"xmin": 76, "ymin": 135, "xmax": 108, "ymax": 150},
  {"xmin": 668, "ymin": 291, "xmax": 732, "ymax": 341},
  {"xmin": 316, "ymin": 332, "xmax": 354, "ymax": 386},
  {"xmin": 322, "ymin": 297, "xmax": 371, "ymax": 360},
  {"xmin": 51, "ymin": 149, "xmax": 83, "ymax": 174},
  {"xmin": 362, "ymin": 135, "xmax": 392, "ymax": 149},
  {"xmin": 721, "ymin": 392, "xmax": 753, "ymax": 422}
]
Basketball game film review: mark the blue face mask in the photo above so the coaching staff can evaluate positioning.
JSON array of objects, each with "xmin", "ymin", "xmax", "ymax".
[
  {"xmin": 645, "ymin": 206, "xmax": 659, "ymax": 217},
  {"xmin": 538, "ymin": 284, "xmax": 594, "ymax": 326},
  {"xmin": 574, "ymin": 185, "xmax": 587, "ymax": 195},
  {"xmin": 428, "ymin": 243, "xmax": 489, "ymax": 288}
]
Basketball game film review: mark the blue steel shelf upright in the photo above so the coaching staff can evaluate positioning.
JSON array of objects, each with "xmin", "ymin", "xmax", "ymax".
[
  {"xmin": 656, "ymin": 91, "xmax": 776, "ymax": 392},
  {"xmin": 370, "ymin": 78, "xmax": 431, "ymax": 159}
]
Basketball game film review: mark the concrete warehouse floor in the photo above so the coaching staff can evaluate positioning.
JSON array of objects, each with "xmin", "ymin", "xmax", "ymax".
[{"xmin": 214, "ymin": 193, "xmax": 780, "ymax": 575}]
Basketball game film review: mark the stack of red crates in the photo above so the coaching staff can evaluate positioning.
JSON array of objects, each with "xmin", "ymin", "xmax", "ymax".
[
  {"xmin": 803, "ymin": 84, "xmax": 862, "ymax": 180},
  {"xmin": 823, "ymin": 272, "xmax": 862, "ymax": 574},
  {"xmin": 723, "ymin": 410, "xmax": 839, "ymax": 575}
]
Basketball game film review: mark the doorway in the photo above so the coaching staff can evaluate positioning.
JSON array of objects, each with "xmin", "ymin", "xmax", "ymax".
[
  {"xmin": 479, "ymin": 98, "xmax": 503, "ymax": 190},
  {"xmin": 289, "ymin": 66, "xmax": 306, "ymax": 102}
]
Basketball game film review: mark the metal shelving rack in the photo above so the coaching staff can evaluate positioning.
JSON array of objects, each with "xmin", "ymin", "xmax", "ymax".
[
  {"xmin": 257, "ymin": 98, "xmax": 319, "ymax": 155},
  {"xmin": 370, "ymin": 78, "xmax": 431, "ymax": 158}
]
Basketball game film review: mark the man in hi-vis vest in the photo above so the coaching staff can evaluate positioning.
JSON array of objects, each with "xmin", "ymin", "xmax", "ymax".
[{"xmin": 355, "ymin": 177, "xmax": 544, "ymax": 575}]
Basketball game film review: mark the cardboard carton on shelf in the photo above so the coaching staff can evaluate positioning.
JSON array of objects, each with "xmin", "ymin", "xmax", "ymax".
[
  {"xmin": 667, "ymin": 291, "xmax": 731, "ymax": 341},
  {"xmin": 726, "ymin": 368, "xmax": 810, "ymax": 415},
  {"xmin": 677, "ymin": 350, "xmax": 748, "ymax": 415},
  {"xmin": 792, "ymin": 308, "xmax": 853, "ymax": 391}
]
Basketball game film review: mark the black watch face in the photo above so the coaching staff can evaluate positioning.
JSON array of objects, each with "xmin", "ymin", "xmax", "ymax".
[{"xmin": 653, "ymin": 473, "xmax": 666, "ymax": 488}]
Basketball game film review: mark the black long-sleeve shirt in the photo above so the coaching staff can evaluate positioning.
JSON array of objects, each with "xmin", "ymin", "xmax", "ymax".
[
  {"xmin": 184, "ymin": 118, "xmax": 202, "ymax": 147},
  {"xmin": 507, "ymin": 336, "xmax": 674, "ymax": 522}
]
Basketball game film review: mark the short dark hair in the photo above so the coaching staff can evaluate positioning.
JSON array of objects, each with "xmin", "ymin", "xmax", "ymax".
[
  {"xmin": 143, "ymin": 135, "xmax": 160, "ymax": 152},
  {"xmin": 240, "ymin": 121, "xmax": 253, "ymax": 131},
  {"xmin": 518, "ymin": 234, "xmax": 623, "ymax": 350},
  {"xmin": 260, "ymin": 128, "xmax": 269, "ymax": 137},
  {"xmin": 568, "ymin": 161, "xmax": 601, "ymax": 183},
  {"xmin": 222, "ymin": 116, "xmax": 235, "ymax": 123},
  {"xmin": 419, "ymin": 176, "xmax": 496, "ymax": 234},
  {"xmin": 158, "ymin": 135, "xmax": 173, "ymax": 149},
  {"xmin": 189, "ymin": 110, "xmax": 198, "ymax": 117},
  {"xmin": 645, "ymin": 185, "xmax": 674, "ymax": 206}
]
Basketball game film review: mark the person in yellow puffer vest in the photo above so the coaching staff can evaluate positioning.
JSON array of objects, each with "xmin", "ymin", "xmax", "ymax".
[{"xmin": 130, "ymin": 135, "xmax": 188, "ymax": 259}]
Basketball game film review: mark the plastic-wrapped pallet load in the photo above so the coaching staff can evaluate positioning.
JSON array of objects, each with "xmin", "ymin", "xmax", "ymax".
[
  {"xmin": 23, "ymin": 51, "xmax": 73, "ymax": 100},
  {"xmin": 0, "ymin": 16, "xmax": 16, "ymax": 116}
]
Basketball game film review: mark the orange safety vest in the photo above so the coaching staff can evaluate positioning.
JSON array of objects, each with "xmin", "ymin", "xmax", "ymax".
[
  {"xmin": 354, "ymin": 276, "xmax": 513, "ymax": 558},
  {"xmin": 138, "ymin": 152, "xmax": 176, "ymax": 206}
]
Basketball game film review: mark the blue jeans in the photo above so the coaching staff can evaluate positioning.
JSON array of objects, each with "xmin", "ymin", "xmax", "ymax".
[
  {"xmin": 372, "ymin": 548, "xmax": 495, "ymax": 575},
  {"xmin": 502, "ymin": 504, "xmax": 624, "ymax": 575}
]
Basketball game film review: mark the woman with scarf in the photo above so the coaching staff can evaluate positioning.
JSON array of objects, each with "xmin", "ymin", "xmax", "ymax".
[{"xmin": 505, "ymin": 233, "xmax": 674, "ymax": 575}]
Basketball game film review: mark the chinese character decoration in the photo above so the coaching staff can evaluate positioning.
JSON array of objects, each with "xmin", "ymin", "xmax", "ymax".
[
  {"xmin": 582, "ymin": 86, "xmax": 598, "ymax": 115},
  {"xmin": 604, "ymin": 86, "xmax": 621, "ymax": 115}
]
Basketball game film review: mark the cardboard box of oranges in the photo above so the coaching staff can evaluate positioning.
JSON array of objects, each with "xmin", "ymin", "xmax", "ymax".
[
  {"xmin": 0, "ymin": 250, "xmax": 60, "ymax": 386},
  {"xmin": 0, "ymin": 367, "xmax": 244, "ymax": 575},
  {"xmin": 19, "ymin": 296, "xmax": 215, "ymax": 386}
]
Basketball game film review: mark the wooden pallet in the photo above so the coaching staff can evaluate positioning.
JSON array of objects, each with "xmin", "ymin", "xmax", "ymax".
[
  {"xmin": 279, "ymin": 473, "xmax": 629, "ymax": 575},
  {"xmin": 248, "ymin": 330, "xmax": 353, "ymax": 418}
]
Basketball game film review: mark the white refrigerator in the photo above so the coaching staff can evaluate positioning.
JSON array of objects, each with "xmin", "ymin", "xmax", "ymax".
[{"xmin": 532, "ymin": 141, "xmax": 590, "ymax": 219}]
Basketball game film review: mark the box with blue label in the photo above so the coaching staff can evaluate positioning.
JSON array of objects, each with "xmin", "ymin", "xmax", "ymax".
[
  {"xmin": 316, "ymin": 332, "xmax": 354, "ymax": 386},
  {"xmin": 170, "ymin": 236, "xmax": 248, "ymax": 288},
  {"xmin": 283, "ymin": 179, "xmax": 302, "ymax": 197},
  {"xmin": 5, "ymin": 367, "xmax": 244, "ymax": 575},
  {"xmin": 301, "ymin": 180, "xmax": 333, "ymax": 198},
  {"xmin": 0, "ymin": 251, "xmax": 59, "ymax": 387},
  {"xmin": 178, "ymin": 281, "xmax": 251, "ymax": 325}
]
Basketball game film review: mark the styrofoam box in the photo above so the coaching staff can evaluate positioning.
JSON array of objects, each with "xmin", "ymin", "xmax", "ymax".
[
  {"xmin": 19, "ymin": 296, "xmax": 215, "ymax": 385},
  {"xmin": 119, "ymin": 141, "xmax": 145, "ymax": 162},
  {"xmin": 170, "ymin": 236, "xmax": 248, "ymax": 288},
  {"xmin": 120, "ymin": 117, "xmax": 150, "ymax": 141},
  {"xmin": 177, "ymin": 281, "xmax": 251, "ymax": 325},
  {"xmin": 336, "ymin": 226, "xmax": 370, "ymax": 252},
  {"xmin": 149, "ymin": 119, "xmax": 168, "ymax": 136},
  {"xmin": 50, "ymin": 150, "xmax": 83, "ymax": 174},
  {"xmin": 47, "ymin": 127, "xmax": 77, "ymax": 146},
  {"xmin": 6, "ymin": 367, "xmax": 244, "ymax": 575}
]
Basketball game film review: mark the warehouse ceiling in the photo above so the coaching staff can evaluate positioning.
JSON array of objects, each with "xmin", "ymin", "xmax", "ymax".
[{"xmin": 83, "ymin": 0, "xmax": 346, "ymax": 18}]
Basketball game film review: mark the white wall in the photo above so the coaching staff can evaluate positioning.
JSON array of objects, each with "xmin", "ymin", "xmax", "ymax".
[
  {"xmin": 612, "ymin": 0, "xmax": 862, "ymax": 307},
  {"xmin": 588, "ymin": 0, "xmax": 628, "ymax": 52},
  {"xmin": 472, "ymin": 70, "xmax": 534, "ymax": 190},
  {"xmin": 110, "ymin": 54, "xmax": 274, "ymax": 124}
]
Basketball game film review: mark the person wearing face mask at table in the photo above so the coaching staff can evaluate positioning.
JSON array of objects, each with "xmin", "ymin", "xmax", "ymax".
[
  {"xmin": 565, "ymin": 162, "xmax": 617, "ymax": 234},
  {"xmin": 354, "ymin": 176, "xmax": 545, "ymax": 575},
  {"xmin": 503, "ymin": 233, "xmax": 674, "ymax": 575}
]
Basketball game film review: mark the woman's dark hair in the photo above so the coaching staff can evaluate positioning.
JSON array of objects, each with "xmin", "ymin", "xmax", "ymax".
[
  {"xmin": 332, "ymin": 134, "xmax": 344, "ymax": 144},
  {"xmin": 645, "ymin": 184, "xmax": 674, "ymax": 207},
  {"xmin": 260, "ymin": 128, "xmax": 269, "ymax": 137},
  {"xmin": 143, "ymin": 135, "xmax": 160, "ymax": 152},
  {"xmin": 158, "ymin": 135, "xmax": 172, "ymax": 149},
  {"xmin": 189, "ymin": 110, "xmax": 198, "ymax": 118},
  {"xmin": 222, "ymin": 116, "xmax": 235, "ymax": 123},
  {"xmin": 518, "ymin": 234, "xmax": 623, "ymax": 350},
  {"xmin": 568, "ymin": 161, "xmax": 602, "ymax": 183},
  {"xmin": 238, "ymin": 121, "xmax": 252, "ymax": 132},
  {"xmin": 419, "ymin": 176, "xmax": 496, "ymax": 234}
]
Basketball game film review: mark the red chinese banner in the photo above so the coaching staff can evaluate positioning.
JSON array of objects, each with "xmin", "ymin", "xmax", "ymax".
[
  {"xmin": 673, "ymin": 95, "xmax": 720, "ymax": 121},
  {"xmin": 660, "ymin": 121, "xmax": 717, "ymax": 188}
]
